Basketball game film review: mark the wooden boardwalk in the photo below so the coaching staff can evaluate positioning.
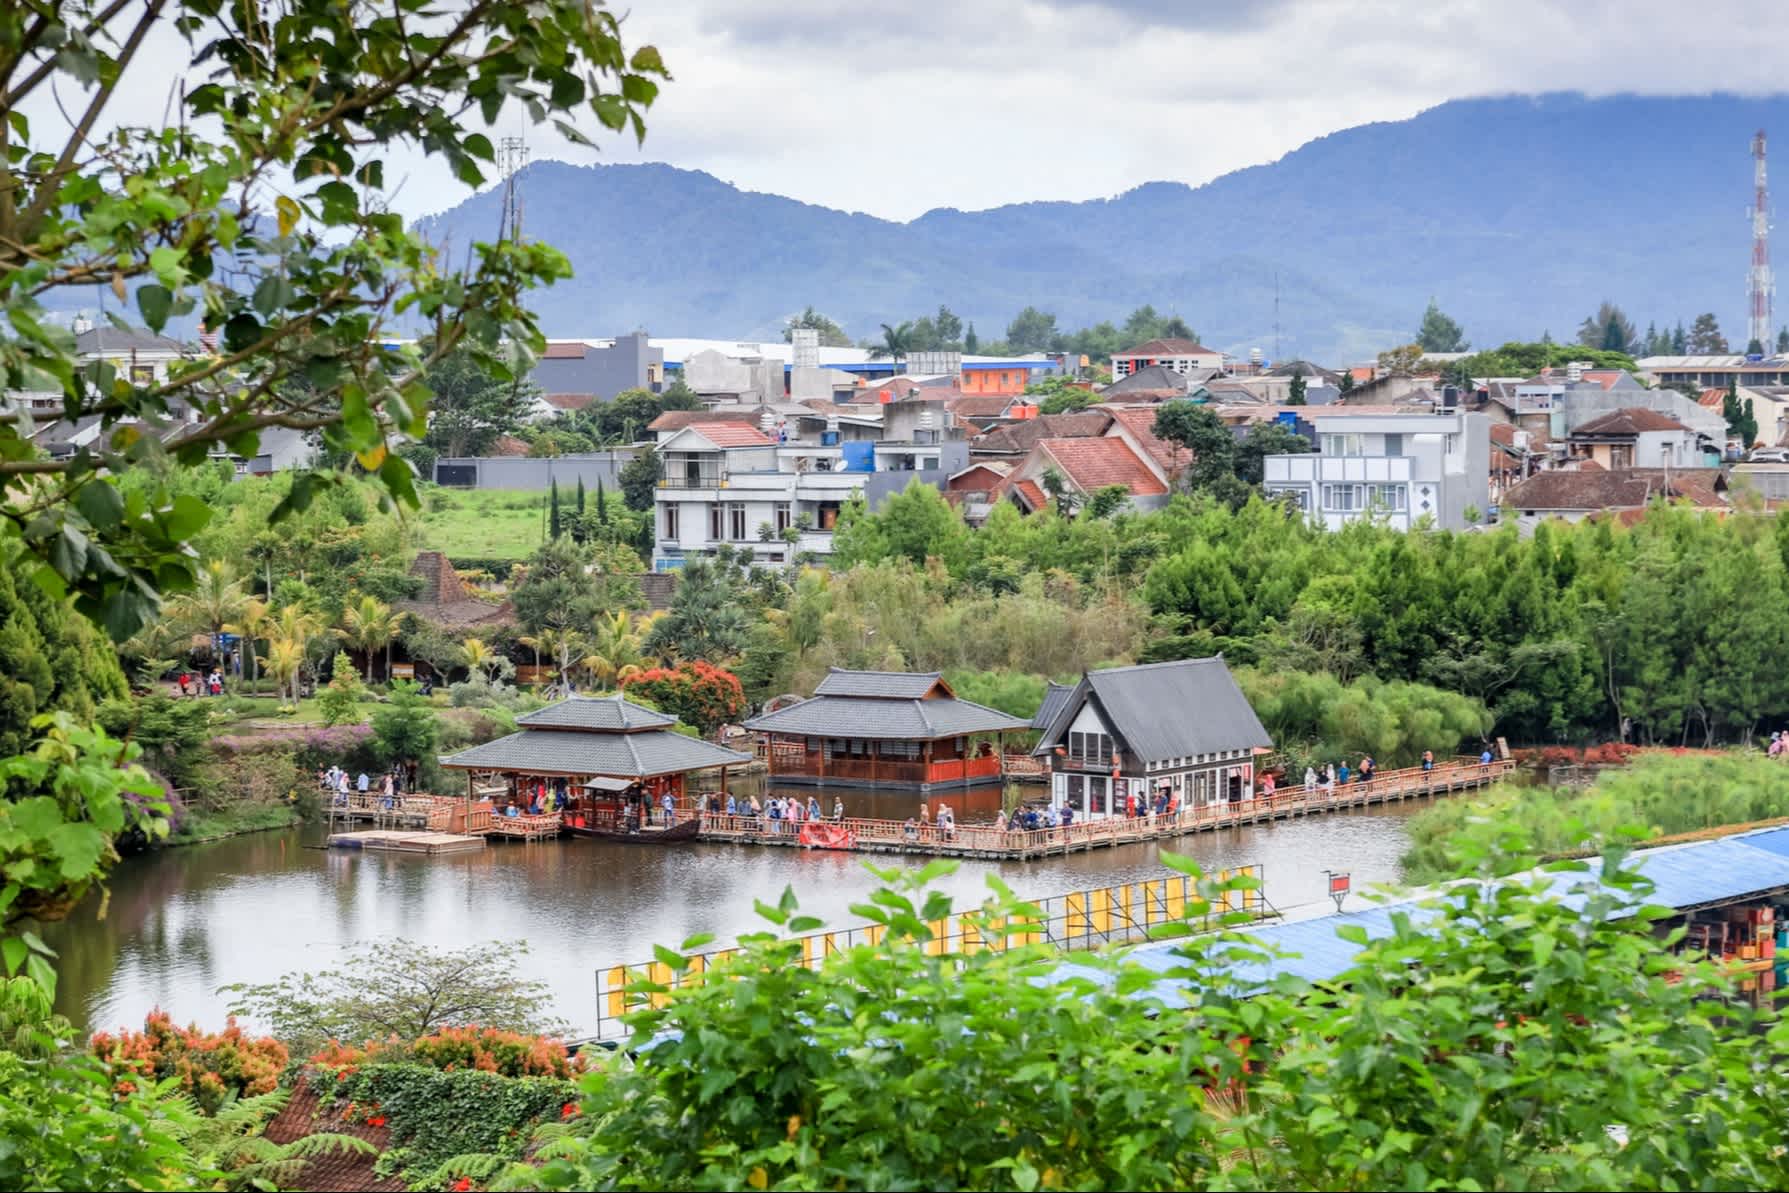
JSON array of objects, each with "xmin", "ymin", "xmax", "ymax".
[
  {"xmin": 697, "ymin": 758, "xmax": 1517, "ymax": 860},
  {"xmin": 327, "ymin": 829, "xmax": 485, "ymax": 854}
]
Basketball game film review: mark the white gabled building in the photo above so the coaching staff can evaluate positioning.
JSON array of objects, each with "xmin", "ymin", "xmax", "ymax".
[
  {"xmin": 1261, "ymin": 408, "xmax": 1491, "ymax": 531},
  {"xmin": 1109, "ymin": 337, "xmax": 1227, "ymax": 381}
]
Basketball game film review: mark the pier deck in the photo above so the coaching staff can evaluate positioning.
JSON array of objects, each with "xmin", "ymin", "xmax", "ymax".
[
  {"xmin": 326, "ymin": 829, "xmax": 486, "ymax": 854},
  {"xmin": 697, "ymin": 759, "xmax": 1516, "ymax": 859}
]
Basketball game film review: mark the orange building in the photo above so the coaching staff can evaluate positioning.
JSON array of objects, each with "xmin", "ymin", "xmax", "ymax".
[{"xmin": 961, "ymin": 362, "xmax": 1038, "ymax": 395}]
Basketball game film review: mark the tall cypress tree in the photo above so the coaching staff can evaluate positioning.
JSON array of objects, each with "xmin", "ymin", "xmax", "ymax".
[
  {"xmin": 574, "ymin": 477, "xmax": 587, "ymax": 543},
  {"xmin": 964, "ymin": 322, "xmax": 979, "ymax": 354},
  {"xmin": 596, "ymin": 477, "xmax": 610, "ymax": 525},
  {"xmin": 549, "ymin": 478, "xmax": 562, "ymax": 540}
]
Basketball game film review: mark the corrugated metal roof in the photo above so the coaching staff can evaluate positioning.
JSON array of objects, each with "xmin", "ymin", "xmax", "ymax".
[
  {"xmin": 1036, "ymin": 658, "xmax": 1271, "ymax": 764},
  {"xmin": 1032, "ymin": 682, "xmax": 1074, "ymax": 730},
  {"xmin": 440, "ymin": 729, "xmax": 750, "ymax": 777},
  {"xmin": 743, "ymin": 695, "xmax": 1030, "ymax": 740},
  {"xmin": 813, "ymin": 669, "xmax": 945, "ymax": 699},
  {"xmin": 516, "ymin": 696, "xmax": 675, "ymax": 732}
]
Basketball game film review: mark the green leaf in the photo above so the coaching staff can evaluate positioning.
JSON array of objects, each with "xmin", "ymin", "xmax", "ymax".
[
  {"xmin": 137, "ymin": 284, "xmax": 172, "ymax": 332},
  {"xmin": 0, "ymin": 936, "xmax": 24, "ymax": 976},
  {"xmin": 147, "ymin": 246, "xmax": 183, "ymax": 285},
  {"xmin": 73, "ymin": 480, "xmax": 124, "ymax": 531}
]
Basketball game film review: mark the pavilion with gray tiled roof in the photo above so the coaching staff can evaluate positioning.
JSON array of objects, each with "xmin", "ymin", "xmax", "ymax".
[
  {"xmin": 441, "ymin": 694, "xmax": 750, "ymax": 780},
  {"xmin": 743, "ymin": 669, "xmax": 1030, "ymax": 791}
]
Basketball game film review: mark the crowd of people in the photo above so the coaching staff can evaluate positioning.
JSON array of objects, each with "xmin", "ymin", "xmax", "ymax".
[
  {"xmin": 707, "ymin": 792, "xmax": 848, "ymax": 835},
  {"xmin": 176, "ymin": 669, "xmax": 228, "ymax": 698},
  {"xmin": 319, "ymin": 764, "xmax": 410, "ymax": 809}
]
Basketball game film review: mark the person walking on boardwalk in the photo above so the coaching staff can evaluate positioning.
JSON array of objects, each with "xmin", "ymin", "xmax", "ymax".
[
  {"xmin": 1421, "ymin": 749, "xmax": 1434, "ymax": 772},
  {"xmin": 808, "ymin": 796, "xmax": 821, "ymax": 822},
  {"xmin": 380, "ymin": 771, "xmax": 394, "ymax": 810},
  {"xmin": 1304, "ymin": 766, "xmax": 1317, "ymax": 794},
  {"xmin": 832, "ymin": 797, "xmax": 844, "ymax": 822},
  {"xmin": 661, "ymin": 791, "xmax": 675, "ymax": 827},
  {"xmin": 1479, "ymin": 746, "xmax": 1494, "ymax": 771},
  {"xmin": 995, "ymin": 808, "xmax": 1008, "ymax": 833},
  {"xmin": 1337, "ymin": 761, "xmax": 1350, "ymax": 786},
  {"xmin": 725, "ymin": 792, "xmax": 737, "ymax": 818},
  {"xmin": 1323, "ymin": 763, "xmax": 1336, "ymax": 794},
  {"xmin": 1359, "ymin": 756, "xmax": 1374, "ymax": 785}
]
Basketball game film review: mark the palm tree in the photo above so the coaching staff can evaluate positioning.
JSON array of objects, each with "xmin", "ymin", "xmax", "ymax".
[
  {"xmin": 522, "ymin": 628, "xmax": 583, "ymax": 695},
  {"xmin": 460, "ymin": 636, "xmax": 498, "ymax": 684},
  {"xmin": 262, "ymin": 635, "xmax": 306, "ymax": 705},
  {"xmin": 226, "ymin": 597, "xmax": 272, "ymax": 694},
  {"xmin": 336, "ymin": 594, "xmax": 401, "ymax": 683},
  {"xmin": 172, "ymin": 560, "xmax": 246, "ymax": 684},
  {"xmin": 581, "ymin": 611, "xmax": 645, "ymax": 690},
  {"xmin": 868, "ymin": 321, "xmax": 914, "ymax": 371}
]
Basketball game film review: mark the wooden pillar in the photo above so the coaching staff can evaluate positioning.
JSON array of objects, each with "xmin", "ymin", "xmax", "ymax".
[
  {"xmin": 924, "ymin": 738, "xmax": 934, "ymax": 786},
  {"xmin": 720, "ymin": 765, "xmax": 729, "ymax": 796}
]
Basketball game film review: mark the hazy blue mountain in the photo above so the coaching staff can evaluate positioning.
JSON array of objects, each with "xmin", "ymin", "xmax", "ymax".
[{"xmin": 415, "ymin": 92, "xmax": 1789, "ymax": 363}]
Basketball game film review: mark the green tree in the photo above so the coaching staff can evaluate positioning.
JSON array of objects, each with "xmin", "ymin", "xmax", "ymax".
[
  {"xmin": 1005, "ymin": 306, "xmax": 1061, "ymax": 353},
  {"xmin": 1721, "ymin": 377, "xmax": 1758, "ymax": 447},
  {"xmin": 1084, "ymin": 485, "xmax": 1132, "ymax": 519},
  {"xmin": 573, "ymin": 477, "xmax": 588, "ymax": 543},
  {"xmin": 223, "ymin": 939, "xmax": 565, "ymax": 1055},
  {"xmin": 1777, "ymin": 326, "xmax": 1789, "ymax": 354},
  {"xmin": 1672, "ymin": 321, "xmax": 1689, "ymax": 353},
  {"xmin": 1748, "ymin": 337, "xmax": 1766, "ymax": 356},
  {"xmin": 963, "ymin": 323, "xmax": 979, "ymax": 354},
  {"xmin": 643, "ymin": 559, "xmax": 750, "ymax": 662},
  {"xmin": 1576, "ymin": 301, "xmax": 1636, "ymax": 354},
  {"xmin": 369, "ymin": 681, "xmax": 439, "ymax": 777},
  {"xmin": 1039, "ymin": 468, "xmax": 1081, "ymax": 518},
  {"xmin": 316, "ymin": 651, "xmax": 365, "ymax": 727},
  {"xmin": 1376, "ymin": 343, "xmax": 1425, "ymax": 375},
  {"xmin": 1286, "ymin": 366, "xmax": 1308, "ymax": 406},
  {"xmin": 511, "ymin": 537, "xmax": 631, "ymax": 636},
  {"xmin": 0, "ymin": 548, "xmax": 127, "ymax": 759},
  {"xmin": 1337, "ymin": 369, "xmax": 1356, "ymax": 394},
  {"xmin": 782, "ymin": 306, "xmax": 851, "ymax": 347},
  {"xmin": 619, "ymin": 447, "xmax": 662, "ymax": 512},
  {"xmin": 549, "ymin": 478, "xmax": 563, "ymax": 540},
  {"xmin": 1688, "ymin": 312, "xmax": 1729, "ymax": 354},
  {"xmin": 933, "ymin": 305, "xmax": 964, "ymax": 349},
  {"xmin": 1235, "ymin": 421, "xmax": 1311, "ymax": 486},
  {"xmin": 1152, "ymin": 402, "xmax": 1242, "ymax": 499},
  {"xmin": 420, "ymin": 347, "xmax": 540, "ymax": 458},
  {"xmin": 1415, "ymin": 299, "xmax": 1468, "ymax": 352}
]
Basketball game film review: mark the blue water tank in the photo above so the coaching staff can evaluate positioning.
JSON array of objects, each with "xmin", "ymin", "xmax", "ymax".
[
  {"xmin": 1275, "ymin": 411, "xmax": 1299, "ymax": 428},
  {"xmin": 820, "ymin": 431, "xmax": 839, "ymax": 446},
  {"xmin": 840, "ymin": 441, "xmax": 875, "ymax": 472}
]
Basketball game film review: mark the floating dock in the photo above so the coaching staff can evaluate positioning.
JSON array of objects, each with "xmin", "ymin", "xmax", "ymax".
[{"xmin": 326, "ymin": 829, "xmax": 486, "ymax": 854}]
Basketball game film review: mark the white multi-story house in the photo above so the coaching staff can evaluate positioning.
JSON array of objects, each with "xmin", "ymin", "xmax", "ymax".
[
  {"xmin": 651, "ymin": 407, "xmax": 968, "ymax": 570},
  {"xmin": 1262, "ymin": 409, "xmax": 1491, "ymax": 530},
  {"xmin": 1109, "ymin": 337, "xmax": 1227, "ymax": 381}
]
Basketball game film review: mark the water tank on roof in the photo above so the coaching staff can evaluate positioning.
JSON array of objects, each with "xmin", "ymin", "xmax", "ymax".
[
  {"xmin": 1249, "ymin": 347, "xmax": 1263, "ymax": 365},
  {"xmin": 1746, "ymin": 353, "xmax": 1765, "ymax": 363}
]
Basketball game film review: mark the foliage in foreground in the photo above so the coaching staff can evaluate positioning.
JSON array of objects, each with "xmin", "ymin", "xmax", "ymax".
[
  {"xmin": 498, "ymin": 851, "xmax": 1789, "ymax": 1192},
  {"xmin": 223, "ymin": 939, "xmax": 567, "ymax": 1056},
  {"xmin": 91, "ymin": 1009, "xmax": 288, "ymax": 1115},
  {"xmin": 1403, "ymin": 749, "xmax": 1789, "ymax": 882}
]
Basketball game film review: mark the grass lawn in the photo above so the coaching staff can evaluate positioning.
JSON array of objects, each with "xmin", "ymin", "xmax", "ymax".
[
  {"xmin": 418, "ymin": 487, "xmax": 549, "ymax": 561},
  {"xmin": 208, "ymin": 695, "xmax": 382, "ymax": 729}
]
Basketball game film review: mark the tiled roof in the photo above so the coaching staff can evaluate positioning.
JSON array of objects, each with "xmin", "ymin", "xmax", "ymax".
[
  {"xmin": 1503, "ymin": 467, "xmax": 1727, "ymax": 512},
  {"xmin": 743, "ymin": 694, "xmax": 1029, "ymax": 740},
  {"xmin": 441, "ymin": 728, "xmax": 752, "ymax": 776},
  {"xmin": 542, "ymin": 392, "xmax": 595, "ymax": 411},
  {"xmin": 813, "ymin": 669, "xmax": 947, "ymax": 699},
  {"xmin": 1035, "ymin": 657, "xmax": 1271, "ymax": 764},
  {"xmin": 1115, "ymin": 338, "xmax": 1218, "ymax": 357},
  {"xmin": 263, "ymin": 1080, "xmax": 403, "ymax": 1193},
  {"xmin": 1103, "ymin": 407, "xmax": 1191, "ymax": 477},
  {"xmin": 690, "ymin": 421, "xmax": 776, "ymax": 447},
  {"xmin": 1699, "ymin": 388, "xmax": 1727, "ymax": 409},
  {"xmin": 1102, "ymin": 364, "xmax": 1190, "ymax": 396},
  {"xmin": 542, "ymin": 341, "xmax": 589, "ymax": 359},
  {"xmin": 1012, "ymin": 478, "xmax": 1047, "ymax": 510},
  {"xmin": 75, "ymin": 326, "xmax": 184, "ymax": 355},
  {"xmin": 948, "ymin": 461, "xmax": 1013, "ymax": 490},
  {"xmin": 947, "ymin": 395, "xmax": 1019, "ymax": 420},
  {"xmin": 972, "ymin": 412, "xmax": 1110, "ymax": 455},
  {"xmin": 515, "ymin": 695, "xmax": 676, "ymax": 732},
  {"xmin": 1571, "ymin": 407, "xmax": 1690, "ymax": 436},
  {"xmin": 492, "ymin": 434, "xmax": 530, "ymax": 456},
  {"xmin": 392, "ymin": 551, "xmax": 515, "ymax": 628},
  {"xmin": 649, "ymin": 409, "xmax": 772, "ymax": 432},
  {"xmin": 1037, "ymin": 437, "xmax": 1168, "ymax": 496},
  {"xmin": 1032, "ymin": 681, "xmax": 1074, "ymax": 730}
]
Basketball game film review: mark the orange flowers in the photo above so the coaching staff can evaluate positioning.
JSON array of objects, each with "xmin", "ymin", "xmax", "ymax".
[
  {"xmin": 307, "ymin": 1026, "xmax": 583, "ymax": 1079},
  {"xmin": 91, "ymin": 1009, "xmax": 287, "ymax": 1115}
]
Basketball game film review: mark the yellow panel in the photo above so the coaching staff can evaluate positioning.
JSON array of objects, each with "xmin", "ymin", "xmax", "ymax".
[
  {"xmin": 1066, "ymin": 891, "xmax": 1088, "ymax": 937},
  {"xmin": 1118, "ymin": 884, "xmax": 1134, "ymax": 938},
  {"xmin": 686, "ymin": 954, "xmax": 706, "ymax": 982},
  {"xmin": 801, "ymin": 934, "xmax": 816, "ymax": 967},
  {"xmin": 647, "ymin": 960, "xmax": 673, "ymax": 1009},
  {"xmin": 925, "ymin": 918, "xmax": 949, "ymax": 956},
  {"xmin": 1091, "ymin": 888, "xmax": 1112, "ymax": 934},
  {"xmin": 1166, "ymin": 879, "xmax": 1185, "ymax": 920},
  {"xmin": 1142, "ymin": 880, "xmax": 1162, "ymax": 925},
  {"xmin": 604, "ymin": 965, "xmax": 628, "ymax": 1019},
  {"xmin": 822, "ymin": 931, "xmax": 840, "ymax": 958},
  {"xmin": 960, "ymin": 919, "xmax": 982, "ymax": 955},
  {"xmin": 866, "ymin": 924, "xmax": 886, "ymax": 947}
]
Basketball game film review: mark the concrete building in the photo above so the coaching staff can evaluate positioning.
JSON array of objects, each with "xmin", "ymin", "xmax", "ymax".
[
  {"xmin": 1566, "ymin": 408, "xmax": 1701, "ymax": 471},
  {"xmin": 1262, "ymin": 409, "xmax": 1491, "ymax": 530},
  {"xmin": 999, "ymin": 436, "xmax": 1169, "ymax": 515},
  {"xmin": 1110, "ymin": 338, "xmax": 1226, "ymax": 381},
  {"xmin": 433, "ymin": 450, "xmax": 635, "ymax": 490},
  {"xmin": 650, "ymin": 412, "xmax": 967, "ymax": 570},
  {"xmin": 529, "ymin": 333, "xmax": 665, "ymax": 402},
  {"xmin": 1501, "ymin": 468, "xmax": 1728, "ymax": 523},
  {"xmin": 1636, "ymin": 354, "xmax": 1789, "ymax": 390}
]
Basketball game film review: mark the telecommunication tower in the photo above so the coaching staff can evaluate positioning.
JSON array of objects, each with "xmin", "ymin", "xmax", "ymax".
[
  {"xmin": 1749, "ymin": 129, "xmax": 1774, "ymax": 351},
  {"xmin": 498, "ymin": 136, "xmax": 529, "ymax": 243}
]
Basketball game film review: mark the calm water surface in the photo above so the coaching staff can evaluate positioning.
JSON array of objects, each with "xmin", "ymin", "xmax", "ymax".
[{"xmin": 46, "ymin": 799, "xmax": 1427, "ymax": 1037}]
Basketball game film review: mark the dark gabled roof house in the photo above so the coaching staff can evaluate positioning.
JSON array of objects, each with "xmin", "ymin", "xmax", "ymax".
[{"xmin": 1034, "ymin": 657, "xmax": 1271, "ymax": 765}]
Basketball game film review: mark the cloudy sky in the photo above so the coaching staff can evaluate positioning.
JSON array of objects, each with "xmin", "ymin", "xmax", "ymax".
[{"xmin": 409, "ymin": 0, "xmax": 1789, "ymax": 223}]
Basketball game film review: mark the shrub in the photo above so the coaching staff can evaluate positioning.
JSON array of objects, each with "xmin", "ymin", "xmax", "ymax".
[
  {"xmin": 308, "ymin": 1026, "xmax": 582, "ymax": 1079},
  {"xmin": 620, "ymin": 660, "xmax": 745, "ymax": 735},
  {"xmin": 91, "ymin": 1010, "xmax": 288, "ymax": 1115}
]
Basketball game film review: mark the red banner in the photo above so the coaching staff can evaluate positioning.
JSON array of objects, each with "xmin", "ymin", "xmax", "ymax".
[{"xmin": 800, "ymin": 823, "xmax": 857, "ymax": 851}]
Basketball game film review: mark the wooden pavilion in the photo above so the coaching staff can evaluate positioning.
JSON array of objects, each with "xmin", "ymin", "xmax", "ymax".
[
  {"xmin": 743, "ymin": 669, "xmax": 1031, "ymax": 790},
  {"xmin": 439, "ymin": 694, "xmax": 752, "ymax": 837}
]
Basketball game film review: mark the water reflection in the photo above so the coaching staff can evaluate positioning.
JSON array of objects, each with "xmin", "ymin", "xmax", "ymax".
[{"xmin": 44, "ymin": 800, "xmax": 1427, "ymax": 1037}]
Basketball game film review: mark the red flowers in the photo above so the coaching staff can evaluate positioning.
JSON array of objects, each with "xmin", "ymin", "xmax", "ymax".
[
  {"xmin": 366, "ymin": 1115, "xmax": 388, "ymax": 1127},
  {"xmin": 561, "ymin": 1101, "xmax": 579, "ymax": 1119},
  {"xmin": 451, "ymin": 1179, "xmax": 473, "ymax": 1192},
  {"xmin": 90, "ymin": 1010, "xmax": 287, "ymax": 1116}
]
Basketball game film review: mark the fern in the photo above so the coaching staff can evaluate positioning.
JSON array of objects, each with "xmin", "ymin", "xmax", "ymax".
[{"xmin": 177, "ymin": 1086, "xmax": 376, "ymax": 1191}]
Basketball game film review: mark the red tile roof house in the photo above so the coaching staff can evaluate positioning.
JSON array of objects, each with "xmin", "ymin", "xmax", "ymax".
[{"xmin": 997, "ymin": 436, "xmax": 1170, "ymax": 514}]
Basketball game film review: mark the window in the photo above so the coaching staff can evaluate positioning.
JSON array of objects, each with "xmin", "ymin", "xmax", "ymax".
[
  {"xmin": 776, "ymin": 504, "xmax": 792, "ymax": 535},
  {"xmin": 130, "ymin": 364, "xmax": 156, "ymax": 385},
  {"xmin": 1267, "ymin": 486, "xmax": 1309, "ymax": 510},
  {"xmin": 728, "ymin": 503, "xmax": 746, "ymax": 540},
  {"xmin": 662, "ymin": 504, "xmax": 679, "ymax": 541},
  {"xmin": 1369, "ymin": 483, "xmax": 1407, "ymax": 511},
  {"xmin": 1321, "ymin": 433, "xmax": 1367, "ymax": 457},
  {"xmin": 1383, "ymin": 433, "xmax": 1404, "ymax": 456},
  {"xmin": 708, "ymin": 503, "xmax": 723, "ymax": 541},
  {"xmin": 1067, "ymin": 731, "xmax": 1113, "ymax": 766},
  {"xmin": 1322, "ymin": 483, "xmax": 1364, "ymax": 511}
]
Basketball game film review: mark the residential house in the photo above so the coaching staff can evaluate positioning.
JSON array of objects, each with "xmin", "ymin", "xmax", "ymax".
[
  {"xmin": 1032, "ymin": 657, "xmax": 1273, "ymax": 819},
  {"xmin": 391, "ymin": 551, "xmax": 515, "ymax": 648},
  {"xmin": 1700, "ymin": 385, "xmax": 1789, "ymax": 449},
  {"xmin": 76, "ymin": 323, "xmax": 186, "ymax": 387},
  {"xmin": 527, "ymin": 332, "xmax": 664, "ymax": 403},
  {"xmin": 1100, "ymin": 363, "xmax": 1200, "ymax": 402},
  {"xmin": 961, "ymin": 359, "xmax": 1053, "ymax": 395},
  {"xmin": 1110, "ymin": 338, "xmax": 1226, "ymax": 381},
  {"xmin": 946, "ymin": 460, "xmax": 1014, "ymax": 526},
  {"xmin": 999, "ymin": 435, "xmax": 1169, "ymax": 514},
  {"xmin": 1232, "ymin": 361, "xmax": 1344, "ymax": 404},
  {"xmin": 1261, "ymin": 409, "xmax": 1491, "ymax": 530},
  {"xmin": 1101, "ymin": 406, "xmax": 1193, "ymax": 490},
  {"xmin": 650, "ymin": 410, "xmax": 968, "ymax": 570},
  {"xmin": 1501, "ymin": 468, "xmax": 1728, "ymax": 523},
  {"xmin": 743, "ymin": 669, "xmax": 1031, "ymax": 791},
  {"xmin": 1566, "ymin": 408, "xmax": 1701, "ymax": 471},
  {"xmin": 969, "ymin": 411, "xmax": 1112, "ymax": 463}
]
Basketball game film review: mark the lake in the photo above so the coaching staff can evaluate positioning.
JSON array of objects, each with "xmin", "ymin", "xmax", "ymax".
[{"xmin": 46, "ymin": 799, "xmax": 1428, "ymax": 1038}]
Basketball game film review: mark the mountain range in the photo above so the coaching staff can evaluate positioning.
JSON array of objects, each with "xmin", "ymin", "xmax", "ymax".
[{"xmin": 414, "ymin": 92, "xmax": 1789, "ymax": 364}]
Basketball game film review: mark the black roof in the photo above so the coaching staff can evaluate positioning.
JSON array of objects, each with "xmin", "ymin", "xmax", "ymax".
[
  {"xmin": 812, "ymin": 669, "xmax": 948, "ymax": 699},
  {"xmin": 440, "ymin": 728, "xmax": 749, "ymax": 777},
  {"xmin": 515, "ymin": 695, "xmax": 675, "ymax": 732},
  {"xmin": 1032, "ymin": 682, "xmax": 1074, "ymax": 730},
  {"xmin": 1034, "ymin": 657, "xmax": 1271, "ymax": 764},
  {"xmin": 75, "ymin": 326, "xmax": 184, "ymax": 354}
]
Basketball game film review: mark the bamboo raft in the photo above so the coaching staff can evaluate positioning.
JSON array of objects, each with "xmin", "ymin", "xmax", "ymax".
[
  {"xmin": 697, "ymin": 758, "xmax": 1517, "ymax": 860},
  {"xmin": 326, "ymin": 829, "xmax": 485, "ymax": 854}
]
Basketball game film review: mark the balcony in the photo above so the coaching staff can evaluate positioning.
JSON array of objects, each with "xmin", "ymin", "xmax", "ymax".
[{"xmin": 658, "ymin": 473, "xmax": 727, "ymax": 490}]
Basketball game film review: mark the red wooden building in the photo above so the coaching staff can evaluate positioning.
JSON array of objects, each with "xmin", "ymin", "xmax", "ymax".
[{"xmin": 744, "ymin": 669, "xmax": 1030, "ymax": 790}]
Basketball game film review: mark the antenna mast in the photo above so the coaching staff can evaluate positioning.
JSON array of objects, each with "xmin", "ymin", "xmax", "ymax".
[
  {"xmin": 1749, "ymin": 129, "xmax": 1774, "ymax": 351},
  {"xmin": 499, "ymin": 135, "xmax": 529, "ymax": 243}
]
